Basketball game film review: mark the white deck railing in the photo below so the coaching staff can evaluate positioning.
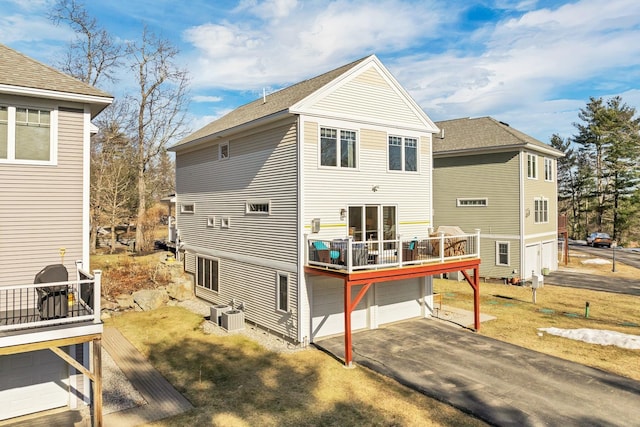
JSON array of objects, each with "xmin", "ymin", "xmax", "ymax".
[
  {"xmin": 307, "ymin": 230, "xmax": 480, "ymax": 273},
  {"xmin": 0, "ymin": 261, "xmax": 101, "ymax": 333}
]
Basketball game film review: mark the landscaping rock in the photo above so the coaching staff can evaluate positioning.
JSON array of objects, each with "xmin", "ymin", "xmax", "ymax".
[
  {"xmin": 116, "ymin": 293, "xmax": 135, "ymax": 309},
  {"xmin": 166, "ymin": 279, "xmax": 193, "ymax": 301},
  {"xmin": 133, "ymin": 289, "xmax": 168, "ymax": 311}
]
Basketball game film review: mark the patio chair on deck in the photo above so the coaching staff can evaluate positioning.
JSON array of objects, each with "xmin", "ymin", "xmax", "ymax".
[
  {"xmin": 402, "ymin": 239, "xmax": 418, "ymax": 262},
  {"xmin": 34, "ymin": 264, "xmax": 69, "ymax": 320},
  {"xmin": 312, "ymin": 241, "xmax": 341, "ymax": 264}
]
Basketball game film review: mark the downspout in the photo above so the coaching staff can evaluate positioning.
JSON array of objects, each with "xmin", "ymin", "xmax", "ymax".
[
  {"xmin": 82, "ymin": 105, "xmax": 91, "ymax": 269},
  {"xmin": 519, "ymin": 151, "xmax": 525, "ymax": 279},
  {"xmin": 296, "ymin": 115, "xmax": 306, "ymax": 345}
]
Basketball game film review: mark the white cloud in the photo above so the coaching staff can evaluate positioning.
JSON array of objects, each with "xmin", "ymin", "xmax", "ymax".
[
  {"xmin": 183, "ymin": 0, "xmax": 447, "ymax": 90},
  {"xmin": 192, "ymin": 95, "xmax": 223, "ymax": 103},
  {"xmin": 391, "ymin": 0, "xmax": 640, "ymax": 140}
]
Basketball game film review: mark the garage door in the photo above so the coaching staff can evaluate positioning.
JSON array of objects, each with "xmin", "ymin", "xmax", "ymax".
[
  {"xmin": 376, "ymin": 279, "xmax": 422, "ymax": 325},
  {"xmin": 524, "ymin": 244, "xmax": 540, "ymax": 279},
  {"xmin": 541, "ymin": 241, "xmax": 556, "ymax": 272},
  {"xmin": 311, "ymin": 278, "xmax": 367, "ymax": 340},
  {"xmin": 0, "ymin": 350, "xmax": 69, "ymax": 420}
]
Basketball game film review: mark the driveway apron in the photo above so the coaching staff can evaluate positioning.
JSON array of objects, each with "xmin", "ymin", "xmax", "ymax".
[{"xmin": 316, "ymin": 319, "xmax": 640, "ymax": 427}]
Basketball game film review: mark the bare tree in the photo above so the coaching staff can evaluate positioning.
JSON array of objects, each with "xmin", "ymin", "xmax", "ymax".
[
  {"xmin": 49, "ymin": 0, "xmax": 123, "ymax": 86},
  {"xmin": 126, "ymin": 27, "xmax": 189, "ymax": 252},
  {"xmin": 91, "ymin": 102, "xmax": 137, "ymax": 253}
]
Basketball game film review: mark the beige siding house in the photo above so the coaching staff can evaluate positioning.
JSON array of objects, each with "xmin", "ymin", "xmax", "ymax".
[
  {"xmin": 433, "ymin": 117, "xmax": 564, "ymax": 281},
  {"xmin": 172, "ymin": 55, "xmax": 482, "ymax": 353},
  {"xmin": 0, "ymin": 44, "xmax": 112, "ymax": 422}
]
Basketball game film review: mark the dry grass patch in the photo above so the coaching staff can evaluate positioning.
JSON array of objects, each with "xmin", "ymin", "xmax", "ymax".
[
  {"xmin": 435, "ymin": 279, "xmax": 640, "ymax": 381},
  {"xmin": 561, "ymin": 251, "xmax": 638, "ymax": 279},
  {"xmin": 92, "ymin": 252, "xmax": 171, "ymax": 298},
  {"xmin": 106, "ymin": 307, "xmax": 488, "ymax": 427}
]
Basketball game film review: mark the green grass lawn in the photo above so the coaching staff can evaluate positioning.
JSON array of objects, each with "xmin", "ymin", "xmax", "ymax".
[
  {"xmin": 434, "ymin": 278, "xmax": 640, "ymax": 381},
  {"xmin": 105, "ymin": 307, "xmax": 488, "ymax": 427}
]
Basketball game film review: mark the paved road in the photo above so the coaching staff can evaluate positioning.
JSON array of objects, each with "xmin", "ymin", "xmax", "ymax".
[
  {"xmin": 317, "ymin": 319, "xmax": 640, "ymax": 427},
  {"xmin": 547, "ymin": 244, "xmax": 640, "ymax": 296}
]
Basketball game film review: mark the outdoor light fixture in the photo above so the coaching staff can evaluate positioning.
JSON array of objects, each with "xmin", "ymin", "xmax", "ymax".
[
  {"xmin": 340, "ymin": 208, "xmax": 347, "ymax": 219},
  {"xmin": 372, "ymin": 185, "xmax": 380, "ymax": 192}
]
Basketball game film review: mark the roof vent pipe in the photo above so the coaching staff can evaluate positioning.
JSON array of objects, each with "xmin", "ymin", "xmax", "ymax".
[
  {"xmin": 440, "ymin": 128, "xmax": 445, "ymax": 139},
  {"xmin": 263, "ymin": 88, "xmax": 266, "ymax": 104}
]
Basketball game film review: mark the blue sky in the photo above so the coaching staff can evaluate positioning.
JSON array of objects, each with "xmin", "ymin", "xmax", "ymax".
[{"xmin": 2, "ymin": 0, "xmax": 640, "ymax": 143}]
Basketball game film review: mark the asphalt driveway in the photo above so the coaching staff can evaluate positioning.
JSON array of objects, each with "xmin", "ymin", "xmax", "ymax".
[{"xmin": 316, "ymin": 319, "xmax": 640, "ymax": 427}]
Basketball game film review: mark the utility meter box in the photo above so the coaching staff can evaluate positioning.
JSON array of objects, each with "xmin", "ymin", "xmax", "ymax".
[{"xmin": 532, "ymin": 273, "xmax": 544, "ymax": 289}]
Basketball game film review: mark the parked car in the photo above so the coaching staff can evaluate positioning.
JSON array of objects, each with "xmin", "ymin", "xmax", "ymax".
[{"xmin": 586, "ymin": 232, "xmax": 612, "ymax": 248}]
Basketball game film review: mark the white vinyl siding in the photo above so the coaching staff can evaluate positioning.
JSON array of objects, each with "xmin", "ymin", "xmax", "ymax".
[
  {"xmin": 176, "ymin": 117, "xmax": 299, "ymax": 338},
  {"xmin": 0, "ymin": 106, "xmax": 85, "ymax": 284},
  {"xmin": 309, "ymin": 67, "xmax": 428, "ymax": 129},
  {"xmin": 303, "ymin": 121, "xmax": 431, "ymax": 240}
]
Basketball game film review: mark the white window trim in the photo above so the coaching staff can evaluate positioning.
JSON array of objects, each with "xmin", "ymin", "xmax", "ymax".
[
  {"xmin": 219, "ymin": 141, "xmax": 229, "ymax": 160},
  {"xmin": 206, "ymin": 216, "xmax": 216, "ymax": 227},
  {"xmin": 496, "ymin": 241, "xmax": 510, "ymax": 266},
  {"xmin": 387, "ymin": 134, "xmax": 419, "ymax": 173},
  {"xmin": 196, "ymin": 255, "xmax": 219, "ymax": 293},
  {"xmin": 180, "ymin": 203, "xmax": 195, "ymax": 214},
  {"xmin": 527, "ymin": 153, "xmax": 538, "ymax": 179},
  {"xmin": 544, "ymin": 158, "xmax": 554, "ymax": 182},
  {"xmin": 276, "ymin": 271, "xmax": 290, "ymax": 313},
  {"xmin": 317, "ymin": 125, "xmax": 359, "ymax": 170},
  {"xmin": 0, "ymin": 104, "xmax": 58, "ymax": 165},
  {"xmin": 220, "ymin": 216, "xmax": 231, "ymax": 229},
  {"xmin": 246, "ymin": 199, "xmax": 271, "ymax": 215},
  {"xmin": 456, "ymin": 198, "xmax": 488, "ymax": 207},
  {"xmin": 534, "ymin": 197, "xmax": 549, "ymax": 224}
]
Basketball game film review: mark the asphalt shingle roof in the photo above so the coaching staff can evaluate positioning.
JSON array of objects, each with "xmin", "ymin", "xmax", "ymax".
[
  {"xmin": 433, "ymin": 116, "xmax": 563, "ymax": 157},
  {"xmin": 173, "ymin": 55, "xmax": 371, "ymax": 148},
  {"xmin": 0, "ymin": 43, "xmax": 112, "ymax": 99}
]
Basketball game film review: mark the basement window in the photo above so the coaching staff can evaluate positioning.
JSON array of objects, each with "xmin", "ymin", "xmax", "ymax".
[
  {"xmin": 456, "ymin": 198, "xmax": 488, "ymax": 207},
  {"xmin": 246, "ymin": 200, "xmax": 271, "ymax": 215}
]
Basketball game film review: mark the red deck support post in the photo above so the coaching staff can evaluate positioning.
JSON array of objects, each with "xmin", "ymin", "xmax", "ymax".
[
  {"xmin": 461, "ymin": 265, "xmax": 481, "ymax": 331},
  {"xmin": 344, "ymin": 281, "xmax": 353, "ymax": 367}
]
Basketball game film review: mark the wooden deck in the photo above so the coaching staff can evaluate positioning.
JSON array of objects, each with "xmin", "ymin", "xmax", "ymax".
[{"xmin": 102, "ymin": 326, "xmax": 193, "ymax": 426}]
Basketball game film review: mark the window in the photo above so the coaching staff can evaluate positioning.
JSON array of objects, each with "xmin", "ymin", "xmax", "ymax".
[
  {"xmin": 544, "ymin": 158, "xmax": 553, "ymax": 181},
  {"xmin": 207, "ymin": 216, "xmax": 216, "ymax": 227},
  {"xmin": 246, "ymin": 200, "xmax": 270, "ymax": 215},
  {"xmin": 496, "ymin": 242, "xmax": 510, "ymax": 266},
  {"xmin": 277, "ymin": 272, "xmax": 289, "ymax": 312},
  {"xmin": 0, "ymin": 105, "xmax": 54, "ymax": 163},
  {"xmin": 457, "ymin": 198, "xmax": 488, "ymax": 207},
  {"xmin": 196, "ymin": 256, "xmax": 219, "ymax": 292},
  {"xmin": 220, "ymin": 216, "xmax": 231, "ymax": 228},
  {"xmin": 219, "ymin": 141, "xmax": 229, "ymax": 160},
  {"xmin": 180, "ymin": 203, "xmax": 195, "ymax": 213},
  {"xmin": 320, "ymin": 127, "xmax": 357, "ymax": 168},
  {"xmin": 388, "ymin": 135, "xmax": 417, "ymax": 172},
  {"xmin": 527, "ymin": 154, "xmax": 537, "ymax": 179},
  {"xmin": 534, "ymin": 198, "xmax": 548, "ymax": 223}
]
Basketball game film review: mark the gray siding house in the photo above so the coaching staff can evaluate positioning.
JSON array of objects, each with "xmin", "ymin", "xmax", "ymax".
[
  {"xmin": 433, "ymin": 117, "xmax": 564, "ymax": 281},
  {"xmin": 171, "ymin": 56, "xmax": 482, "ymax": 361},
  {"xmin": 0, "ymin": 44, "xmax": 111, "ymax": 423}
]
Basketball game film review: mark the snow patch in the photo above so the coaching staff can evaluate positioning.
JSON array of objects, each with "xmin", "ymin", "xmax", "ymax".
[
  {"xmin": 581, "ymin": 258, "xmax": 611, "ymax": 265},
  {"xmin": 538, "ymin": 328, "xmax": 640, "ymax": 350}
]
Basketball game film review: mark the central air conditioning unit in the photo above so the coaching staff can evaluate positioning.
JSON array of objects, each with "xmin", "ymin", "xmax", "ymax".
[
  {"xmin": 221, "ymin": 309, "xmax": 245, "ymax": 331},
  {"xmin": 210, "ymin": 304, "xmax": 231, "ymax": 326}
]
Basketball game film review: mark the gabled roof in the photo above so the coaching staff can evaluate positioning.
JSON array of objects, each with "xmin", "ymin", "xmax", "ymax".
[
  {"xmin": 433, "ymin": 117, "xmax": 564, "ymax": 158},
  {"xmin": 0, "ymin": 43, "xmax": 112, "ymax": 116},
  {"xmin": 172, "ymin": 55, "xmax": 438, "ymax": 151},
  {"xmin": 173, "ymin": 56, "xmax": 370, "ymax": 149}
]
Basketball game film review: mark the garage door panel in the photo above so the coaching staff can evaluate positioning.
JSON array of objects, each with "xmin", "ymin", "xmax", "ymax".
[
  {"xmin": 312, "ymin": 278, "xmax": 367, "ymax": 340},
  {"xmin": 0, "ymin": 350, "xmax": 69, "ymax": 420},
  {"xmin": 376, "ymin": 279, "xmax": 422, "ymax": 325}
]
